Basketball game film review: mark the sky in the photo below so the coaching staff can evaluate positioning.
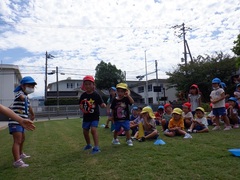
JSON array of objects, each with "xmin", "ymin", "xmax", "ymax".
[{"xmin": 0, "ymin": 0, "xmax": 240, "ymax": 97}]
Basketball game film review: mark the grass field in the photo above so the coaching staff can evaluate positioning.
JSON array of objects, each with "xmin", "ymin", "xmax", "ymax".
[{"xmin": 0, "ymin": 117, "xmax": 240, "ymax": 180}]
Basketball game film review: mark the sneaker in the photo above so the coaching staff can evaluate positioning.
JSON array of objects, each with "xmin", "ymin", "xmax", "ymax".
[
  {"xmin": 13, "ymin": 159, "xmax": 29, "ymax": 168},
  {"xmin": 83, "ymin": 144, "xmax": 92, "ymax": 150},
  {"xmin": 192, "ymin": 130, "xmax": 197, "ymax": 133},
  {"xmin": 91, "ymin": 147, "xmax": 101, "ymax": 154},
  {"xmin": 223, "ymin": 126, "xmax": 232, "ymax": 131},
  {"xmin": 104, "ymin": 125, "xmax": 109, "ymax": 128},
  {"xmin": 233, "ymin": 124, "xmax": 239, "ymax": 129},
  {"xmin": 183, "ymin": 133, "xmax": 192, "ymax": 139},
  {"xmin": 126, "ymin": 139, "xmax": 133, "ymax": 146},
  {"xmin": 212, "ymin": 126, "xmax": 221, "ymax": 131},
  {"xmin": 187, "ymin": 129, "xmax": 192, "ymax": 133},
  {"xmin": 112, "ymin": 139, "xmax": 120, "ymax": 145},
  {"xmin": 131, "ymin": 137, "xmax": 137, "ymax": 141},
  {"xmin": 163, "ymin": 129, "xmax": 169, "ymax": 135},
  {"xmin": 20, "ymin": 153, "xmax": 31, "ymax": 159},
  {"xmin": 138, "ymin": 137, "xmax": 146, "ymax": 142}
]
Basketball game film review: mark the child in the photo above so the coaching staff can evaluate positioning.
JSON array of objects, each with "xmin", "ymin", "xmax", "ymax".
[
  {"xmin": 227, "ymin": 97, "xmax": 239, "ymax": 129},
  {"xmin": 8, "ymin": 76, "xmax": 36, "ymax": 168},
  {"xmin": 0, "ymin": 104, "xmax": 35, "ymax": 131},
  {"xmin": 137, "ymin": 106, "xmax": 159, "ymax": 142},
  {"xmin": 130, "ymin": 106, "xmax": 139, "ymax": 121},
  {"xmin": 182, "ymin": 102, "xmax": 193, "ymax": 129},
  {"xmin": 233, "ymin": 83, "xmax": 240, "ymax": 105},
  {"xmin": 188, "ymin": 107, "xmax": 209, "ymax": 133},
  {"xmin": 154, "ymin": 105, "xmax": 164, "ymax": 126},
  {"xmin": 161, "ymin": 103, "xmax": 172, "ymax": 131},
  {"xmin": 79, "ymin": 75, "xmax": 106, "ymax": 154},
  {"xmin": 207, "ymin": 103, "xmax": 215, "ymax": 126},
  {"xmin": 105, "ymin": 87, "xmax": 116, "ymax": 128},
  {"xmin": 164, "ymin": 108, "xmax": 192, "ymax": 139},
  {"xmin": 188, "ymin": 84, "xmax": 201, "ymax": 116},
  {"xmin": 210, "ymin": 78, "xmax": 232, "ymax": 130},
  {"xmin": 110, "ymin": 83, "xmax": 134, "ymax": 146},
  {"xmin": 130, "ymin": 107, "xmax": 143, "ymax": 136}
]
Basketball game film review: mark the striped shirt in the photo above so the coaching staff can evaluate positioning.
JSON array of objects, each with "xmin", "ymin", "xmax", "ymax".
[{"xmin": 9, "ymin": 90, "xmax": 30, "ymax": 125}]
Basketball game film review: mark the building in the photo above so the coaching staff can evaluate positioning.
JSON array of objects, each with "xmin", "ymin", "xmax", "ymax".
[
  {"xmin": 47, "ymin": 78, "xmax": 177, "ymax": 105},
  {"xmin": 0, "ymin": 64, "xmax": 22, "ymax": 106}
]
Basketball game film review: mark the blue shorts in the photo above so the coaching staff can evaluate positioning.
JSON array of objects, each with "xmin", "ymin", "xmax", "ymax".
[
  {"xmin": 82, "ymin": 120, "xmax": 99, "ymax": 130},
  {"xmin": 8, "ymin": 124, "xmax": 24, "ymax": 134},
  {"xmin": 114, "ymin": 120, "xmax": 130, "ymax": 132},
  {"xmin": 194, "ymin": 125, "xmax": 207, "ymax": 131},
  {"xmin": 212, "ymin": 107, "xmax": 226, "ymax": 116}
]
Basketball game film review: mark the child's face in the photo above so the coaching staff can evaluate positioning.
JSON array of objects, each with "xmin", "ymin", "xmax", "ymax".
[
  {"xmin": 228, "ymin": 101, "xmax": 235, "ymax": 107},
  {"xmin": 237, "ymin": 87, "xmax": 240, "ymax": 91},
  {"xmin": 142, "ymin": 112, "xmax": 149, "ymax": 118},
  {"xmin": 195, "ymin": 110, "xmax": 204, "ymax": 118},
  {"xmin": 109, "ymin": 89, "xmax": 116, "ymax": 96},
  {"xmin": 182, "ymin": 106, "xmax": 189, "ymax": 113},
  {"xmin": 132, "ymin": 109, "xmax": 138, "ymax": 116},
  {"xmin": 212, "ymin": 83, "xmax": 219, "ymax": 89},
  {"xmin": 190, "ymin": 88, "xmax": 197, "ymax": 94},
  {"xmin": 165, "ymin": 106, "xmax": 172, "ymax": 113},
  {"xmin": 117, "ymin": 88, "xmax": 126, "ymax": 98},
  {"xmin": 172, "ymin": 113, "xmax": 181, "ymax": 120},
  {"xmin": 158, "ymin": 109, "xmax": 164, "ymax": 115},
  {"xmin": 84, "ymin": 81, "xmax": 94, "ymax": 92}
]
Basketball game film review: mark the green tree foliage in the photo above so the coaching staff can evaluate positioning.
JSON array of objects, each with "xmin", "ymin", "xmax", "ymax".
[
  {"xmin": 232, "ymin": 34, "xmax": 240, "ymax": 56},
  {"xmin": 95, "ymin": 61, "xmax": 125, "ymax": 89},
  {"xmin": 166, "ymin": 52, "xmax": 237, "ymax": 102}
]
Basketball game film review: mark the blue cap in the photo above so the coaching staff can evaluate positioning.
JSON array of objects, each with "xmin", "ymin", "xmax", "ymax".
[
  {"xmin": 14, "ymin": 76, "xmax": 37, "ymax": 92},
  {"xmin": 236, "ymin": 83, "xmax": 240, "ymax": 88},
  {"xmin": 158, "ymin": 105, "xmax": 164, "ymax": 110},
  {"xmin": 220, "ymin": 82, "xmax": 226, "ymax": 88},
  {"xmin": 109, "ymin": 87, "xmax": 116, "ymax": 91},
  {"xmin": 132, "ymin": 106, "xmax": 138, "ymax": 110},
  {"xmin": 228, "ymin": 97, "xmax": 238, "ymax": 103},
  {"xmin": 212, "ymin": 78, "xmax": 221, "ymax": 84}
]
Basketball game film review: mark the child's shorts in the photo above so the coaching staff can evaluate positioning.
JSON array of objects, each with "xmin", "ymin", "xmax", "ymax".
[
  {"xmin": 194, "ymin": 125, "xmax": 207, "ymax": 131},
  {"xmin": 144, "ymin": 132, "xmax": 159, "ymax": 139},
  {"xmin": 213, "ymin": 107, "xmax": 226, "ymax": 116},
  {"xmin": 114, "ymin": 120, "xmax": 130, "ymax": 132},
  {"xmin": 8, "ymin": 124, "xmax": 24, "ymax": 134},
  {"xmin": 82, "ymin": 120, "xmax": 99, "ymax": 130}
]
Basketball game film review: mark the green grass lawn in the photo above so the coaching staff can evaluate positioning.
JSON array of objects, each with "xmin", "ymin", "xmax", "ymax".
[{"xmin": 1, "ymin": 117, "xmax": 240, "ymax": 180}]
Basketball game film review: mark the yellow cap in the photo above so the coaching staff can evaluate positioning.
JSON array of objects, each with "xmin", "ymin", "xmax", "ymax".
[
  {"xmin": 141, "ymin": 106, "xmax": 155, "ymax": 119},
  {"xmin": 196, "ymin": 107, "xmax": 205, "ymax": 113},
  {"xmin": 172, "ymin": 108, "xmax": 182, "ymax": 115},
  {"xmin": 116, "ymin": 83, "xmax": 128, "ymax": 90}
]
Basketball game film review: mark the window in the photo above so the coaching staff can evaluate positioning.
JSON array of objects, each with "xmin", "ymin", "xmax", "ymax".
[
  {"xmin": 148, "ymin": 84, "xmax": 152, "ymax": 92},
  {"xmin": 138, "ymin": 86, "xmax": 144, "ymax": 93},
  {"xmin": 148, "ymin": 97, "xmax": 153, "ymax": 104},
  {"xmin": 67, "ymin": 83, "xmax": 74, "ymax": 88}
]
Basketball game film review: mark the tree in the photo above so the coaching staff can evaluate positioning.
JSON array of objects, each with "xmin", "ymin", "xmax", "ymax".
[
  {"xmin": 166, "ymin": 52, "xmax": 237, "ymax": 102},
  {"xmin": 95, "ymin": 61, "xmax": 125, "ymax": 89},
  {"xmin": 232, "ymin": 34, "xmax": 240, "ymax": 68}
]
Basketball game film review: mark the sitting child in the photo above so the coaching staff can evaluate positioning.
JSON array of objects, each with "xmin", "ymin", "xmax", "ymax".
[
  {"xmin": 154, "ymin": 105, "xmax": 164, "ymax": 126},
  {"xmin": 130, "ymin": 107, "xmax": 143, "ymax": 136},
  {"xmin": 187, "ymin": 107, "xmax": 209, "ymax": 133},
  {"xmin": 134, "ymin": 106, "xmax": 159, "ymax": 142},
  {"xmin": 182, "ymin": 102, "xmax": 193, "ymax": 129},
  {"xmin": 227, "ymin": 97, "xmax": 239, "ymax": 129},
  {"xmin": 161, "ymin": 103, "xmax": 173, "ymax": 131},
  {"xmin": 164, "ymin": 108, "xmax": 192, "ymax": 139}
]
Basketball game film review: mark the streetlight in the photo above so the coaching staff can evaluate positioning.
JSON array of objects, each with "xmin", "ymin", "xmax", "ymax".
[
  {"xmin": 45, "ymin": 51, "xmax": 55, "ymax": 103},
  {"xmin": 48, "ymin": 66, "xmax": 65, "ymax": 108},
  {"xmin": 144, "ymin": 50, "xmax": 148, "ymax": 105}
]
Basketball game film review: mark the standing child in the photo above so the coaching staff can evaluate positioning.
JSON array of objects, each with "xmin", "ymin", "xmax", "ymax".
[
  {"xmin": 188, "ymin": 84, "xmax": 201, "ymax": 116},
  {"xmin": 79, "ymin": 75, "xmax": 106, "ymax": 154},
  {"xmin": 182, "ymin": 102, "xmax": 193, "ymax": 129},
  {"xmin": 210, "ymin": 78, "xmax": 232, "ymax": 130},
  {"xmin": 105, "ymin": 87, "xmax": 117, "ymax": 128},
  {"xmin": 8, "ymin": 76, "xmax": 36, "ymax": 168},
  {"xmin": 188, "ymin": 107, "xmax": 209, "ymax": 133},
  {"xmin": 164, "ymin": 108, "xmax": 192, "ymax": 139},
  {"xmin": 111, "ymin": 83, "xmax": 134, "ymax": 146},
  {"xmin": 227, "ymin": 97, "xmax": 239, "ymax": 129}
]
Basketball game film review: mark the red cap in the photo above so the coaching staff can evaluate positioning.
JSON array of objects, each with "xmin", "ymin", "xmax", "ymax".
[
  {"xmin": 83, "ymin": 75, "xmax": 94, "ymax": 82},
  {"xmin": 182, "ymin": 102, "xmax": 191, "ymax": 109},
  {"xmin": 190, "ymin": 84, "xmax": 198, "ymax": 89},
  {"xmin": 164, "ymin": 103, "xmax": 171, "ymax": 109}
]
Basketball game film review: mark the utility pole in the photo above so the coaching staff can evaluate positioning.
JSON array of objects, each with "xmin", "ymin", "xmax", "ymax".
[
  {"xmin": 145, "ymin": 50, "xmax": 148, "ymax": 105},
  {"xmin": 45, "ymin": 51, "xmax": 48, "ymax": 103},
  {"xmin": 172, "ymin": 23, "xmax": 193, "ymax": 65},
  {"xmin": 155, "ymin": 60, "xmax": 159, "ymax": 104}
]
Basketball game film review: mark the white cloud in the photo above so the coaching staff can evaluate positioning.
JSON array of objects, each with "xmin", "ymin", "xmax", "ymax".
[{"xmin": 0, "ymin": 0, "xmax": 239, "ymax": 97}]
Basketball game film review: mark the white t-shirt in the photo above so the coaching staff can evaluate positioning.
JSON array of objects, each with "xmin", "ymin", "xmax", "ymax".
[
  {"xmin": 210, "ymin": 88, "xmax": 225, "ymax": 108},
  {"xmin": 195, "ymin": 117, "xmax": 208, "ymax": 128},
  {"xmin": 188, "ymin": 94, "xmax": 201, "ymax": 111},
  {"xmin": 182, "ymin": 111, "xmax": 193, "ymax": 121}
]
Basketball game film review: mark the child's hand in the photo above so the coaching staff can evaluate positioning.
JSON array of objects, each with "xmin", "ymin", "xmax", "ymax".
[{"xmin": 124, "ymin": 90, "xmax": 130, "ymax": 97}]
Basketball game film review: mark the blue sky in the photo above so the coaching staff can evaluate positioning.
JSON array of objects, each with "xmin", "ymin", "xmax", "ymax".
[{"xmin": 0, "ymin": 0, "xmax": 239, "ymax": 96}]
